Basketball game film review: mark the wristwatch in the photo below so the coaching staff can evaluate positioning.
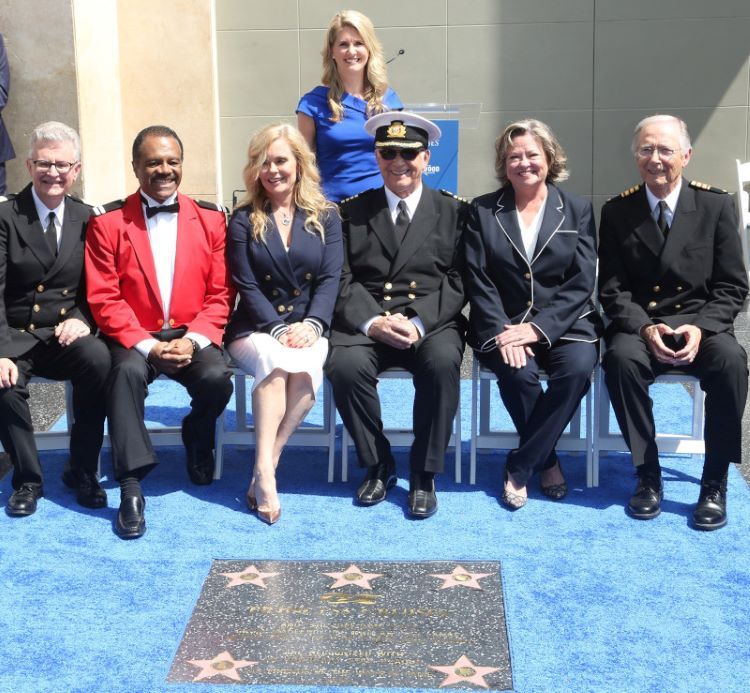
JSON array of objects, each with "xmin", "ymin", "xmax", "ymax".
[{"xmin": 188, "ymin": 338, "xmax": 201, "ymax": 354}]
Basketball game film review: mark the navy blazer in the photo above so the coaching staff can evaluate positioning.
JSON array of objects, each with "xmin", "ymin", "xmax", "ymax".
[
  {"xmin": 465, "ymin": 184, "xmax": 602, "ymax": 351},
  {"xmin": 599, "ymin": 179, "xmax": 748, "ymax": 336},
  {"xmin": 225, "ymin": 206, "xmax": 343, "ymax": 343}
]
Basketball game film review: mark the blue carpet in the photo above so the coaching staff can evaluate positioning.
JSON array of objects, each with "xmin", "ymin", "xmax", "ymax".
[{"xmin": 2, "ymin": 380, "xmax": 750, "ymax": 692}]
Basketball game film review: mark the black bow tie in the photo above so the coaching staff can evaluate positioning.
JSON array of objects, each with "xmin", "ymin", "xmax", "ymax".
[{"xmin": 141, "ymin": 196, "xmax": 179, "ymax": 218}]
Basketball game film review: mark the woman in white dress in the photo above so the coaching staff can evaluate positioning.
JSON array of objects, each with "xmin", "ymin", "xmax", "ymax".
[{"xmin": 226, "ymin": 123, "xmax": 342, "ymax": 524}]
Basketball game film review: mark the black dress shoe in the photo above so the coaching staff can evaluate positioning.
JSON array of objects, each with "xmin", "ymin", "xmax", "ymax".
[
  {"xmin": 408, "ymin": 474, "xmax": 437, "ymax": 519},
  {"xmin": 6, "ymin": 483, "xmax": 43, "ymax": 517},
  {"xmin": 692, "ymin": 480, "xmax": 727, "ymax": 531},
  {"xmin": 182, "ymin": 419, "xmax": 215, "ymax": 486},
  {"xmin": 356, "ymin": 461, "xmax": 397, "ymax": 505},
  {"xmin": 62, "ymin": 466, "xmax": 107, "ymax": 509},
  {"xmin": 115, "ymin": 495, "xmax": 146, "ymax": 539},
  {"xmin": 627, "ymin": 472, "xmax": 663, "ymax": 519}
]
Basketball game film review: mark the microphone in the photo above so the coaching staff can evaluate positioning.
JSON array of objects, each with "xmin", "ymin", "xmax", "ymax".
[{"xmin": 386, "ymin": 49, "xmax": 405, "ymax": 65}]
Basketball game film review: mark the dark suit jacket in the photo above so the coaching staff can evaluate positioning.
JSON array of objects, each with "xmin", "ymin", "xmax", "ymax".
[
  {"xmin": 598, "ymin": 179, "xmax": 748, "ymax": 336},
  {"xmin": 0, "ymin": 184, "xmax": 93, "ymax": 358},
  {"xmin": 465, "ymin": 184, "xmax": 601, "ymax": 351},
  {"xmin": 225, "ymin": 206, "xmax": 342, "ymax": 343},
  {"xmin": 330, "ymin": 185, "xmax": 467, "ymax": 346},
  {"xmin": 0, "ymin": 34, "xmax": 15, "ymax": 164}
]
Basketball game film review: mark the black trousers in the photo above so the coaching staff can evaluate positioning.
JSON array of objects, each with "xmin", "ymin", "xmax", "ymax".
[
  {"xmin": 326, "ymin": 325, "xmax": 464, "ymax": 474},
  {"xmin": 0, "ymin": 335, "xmax": 110, "ymax": 489},
  {"xmin": 603, "ymin": 330, "xmax": 748, "ymax": 481},
  {"xmin": 105, "ymin": 342, "xmax": 232, "ymax": 481},
  {"xmin": 477, "ymin": 340, "xmax": 598, "ymax": 487}
]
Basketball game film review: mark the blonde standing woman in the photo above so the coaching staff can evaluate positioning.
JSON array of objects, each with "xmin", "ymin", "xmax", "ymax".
[{"xmin": 296, "ymin": 9, "xmax": 402, "ymax": 203}]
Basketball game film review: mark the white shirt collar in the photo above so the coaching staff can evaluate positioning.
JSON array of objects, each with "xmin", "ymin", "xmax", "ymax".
[
  {"xmin": 645, "ymin": 179, "xmax": 681, "ymax": 215},
  {"xmin": 140, "ymin": 190, "xmax": 178, "ymax": 209},
  {"xmin": 384, "ymin": 184, "xmax": 423, "ymax": 220},
  {"xmin": 31, "ymin": 186, "xmax": 65, "ymax": 226}
]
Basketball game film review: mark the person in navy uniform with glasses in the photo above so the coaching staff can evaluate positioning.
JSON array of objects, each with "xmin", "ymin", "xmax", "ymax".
[
  {"xmin": 599, "ymin": 114, "xmax": 748, "ymax": 530},
  {"xmin": 0, "ymin": 122, "xmax": 110, "ymax": 517},
  {"xmin": 326, "ymin": 111, "xmax": 468, "ymax": 519}
]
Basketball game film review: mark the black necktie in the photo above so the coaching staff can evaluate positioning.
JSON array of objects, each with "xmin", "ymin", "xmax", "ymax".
[
  {"xmin": 394, "ymin": 200, "xmax": 410, "ymax": 243},
  {"xmin": 45, "ymin": 212, "xmax": 58, "ymax": 257},
  {"xmin": 141, "ymin": 195, "xmax": 180, "ymax": 218},
  {"xmin": 656, "ymin": 200, "xmax": 669, "ymax": 237}
]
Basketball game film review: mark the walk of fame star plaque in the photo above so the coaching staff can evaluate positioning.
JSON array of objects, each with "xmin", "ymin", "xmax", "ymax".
[{"xmin": 167, "ymin": 559, "xmax": 511, "ymax": 690}]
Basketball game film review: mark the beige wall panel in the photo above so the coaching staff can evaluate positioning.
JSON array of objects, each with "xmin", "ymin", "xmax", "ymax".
[
  {"xmin": 448, "ymin": 23, "xmax": 593, "ymax": 111},
  {"xmin": 596, "ymin": 0, "xmax": 750, "ymax": 21},
  {"xmin": 298, "ymin": 29, "xmax": 328, "ymax": 99},
  {"xmin": 594, "ymin": 18, "xmax": 750, "ymax": 110},
  {"xmin": 448, "ymin": 0, "xmax": 593, "ymax": 25},
  {"xmin": 117, "ymin": 0, "xmax": 217, "ymax": 199},
  {"xmin": 0, "ymin": 3, "xmax": 79, "ymax": 194},
  {"xmin": 383, "ymin": 28, "xmax": 448, "ymax": 105},
  {"xmin": 299, "ymin": 0, "xmax": 446, "ymax": 29},
  {"xmin": 218, "ymin": 30, "xmax": 300, "ymax": 117},
  {"xmin": 216, "ymin": 0, "xmax": 298, "ymax": 30},
  {"xmin": 457, "ymin": 109, "xmax": 593, "ymax": 200},
  {"xmin": 592, "ymin": 107, "xmax": 747, "ymax": 197},
  {"xmin": 220, "ymin": 115, "xmax": 295, "ymax": 207}
]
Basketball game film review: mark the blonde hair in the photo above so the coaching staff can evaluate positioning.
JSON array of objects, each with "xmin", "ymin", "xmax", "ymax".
[
  {"xmin": 237, "ymin": 123, "xmax": 336, "ymax": 242},
  {"xmin": 495, "ymin": 118, "xmax": 569, "ymax": 186},
  {"xmin": 321, "ymin": 10, "xmax": 390, "ymax": 122}
]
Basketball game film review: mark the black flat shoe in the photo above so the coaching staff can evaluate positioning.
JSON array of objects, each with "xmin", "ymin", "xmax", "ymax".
[
  {"xmin": 182, "ymin": 420, "xmax": 215, "ymax": 486},
  {"xmin": 407, "ymin": 473, "xmax": 437, "ymax": 518},
  {"xmin": 115, "ymin": 495, "xmax": 146, "ymax": 539},
  {"xmin": 6, "ymin": 483, "xmax": 43, "ymax": 517},
  {"xmin": 62, "ymin": 466, "xmax": 107, "ymax": 509},
  {"xmin": 692, "ymin": 479, "xmax": 727, "ymax": 531},
  {"xmin": 627, "ymin": 472, "xmax": 663, "ymax": 520},
  {"xmin": 356, "ymin": 461, "xmax": 397, "ymax": 506},
  {"xmin": 540, "ymin": 459, "xmax": 568, "ymax": 501}
]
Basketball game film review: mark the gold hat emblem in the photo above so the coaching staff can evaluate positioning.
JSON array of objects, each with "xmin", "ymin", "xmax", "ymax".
[{"xmin": 386, "ymin": 121, "xmax": 407, "ymax": 138}]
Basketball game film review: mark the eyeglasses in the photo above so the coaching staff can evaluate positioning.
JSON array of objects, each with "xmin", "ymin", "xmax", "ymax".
[
  {"xmin": 635, "ymin": 146, "xmax": 678, "ymax": 161},
  {"xmin": 32, "ymin": 160, "xmax": 78, "ymax": 173},
  {"xmin": 378, "ymin": 148, "xmax": 423, "ymax": 161}
]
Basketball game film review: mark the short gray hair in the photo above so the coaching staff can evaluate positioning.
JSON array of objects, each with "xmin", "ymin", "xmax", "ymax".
[
  {"xmin": 631, "ymin": 115, "xmax": 691, "ymax": 156},
  {"xmin": 28, "ymin": 121, "xmax": 81, "ymax": 161}
]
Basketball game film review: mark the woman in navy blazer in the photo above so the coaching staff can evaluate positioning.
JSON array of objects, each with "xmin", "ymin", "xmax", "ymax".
[
  {"xmin": 465, "ymin": 119, "xmax": 602, "ymax": 509},
  {"xmin": 226, "ymin": 123, "xmax": 342, "ymax": 524}
]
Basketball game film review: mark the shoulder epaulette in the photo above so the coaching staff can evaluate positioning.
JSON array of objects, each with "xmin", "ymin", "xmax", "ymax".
[
  {"xmin": 339, "ymin": 192, "xmax": 362, "ymax": 205},
  {"xmin": 92, "ymin": 199, "xmax": 127, "ymax": 216},
  {"xmin": 66, "ymin": 193, "xmax": 91, "ymax": 207},
  {"xmin": 0, "ymin": 193, "xmax": 14, "ymax": 203},
  {"xmin": 195, "ymin": 199, "xmax": 230, "ymax": 214},
  {"xmin": 440, "ymin": 189, "xmax": 469, "ymax": 204},
  {"xmin": 605, "ymin": 183, "xmax": 642, "ymax": 202},
  {"xmin": 689, "ymin": 180, "xmax": 727, "ymax": 194}
]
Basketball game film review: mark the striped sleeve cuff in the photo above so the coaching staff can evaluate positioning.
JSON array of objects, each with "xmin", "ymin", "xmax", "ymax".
[
  {"xmin": 270, "ymin": 323, "xmax": 290, "ymax": 341},
  {"xmin": 303, "ymin": 317, "xmax": 324, "ymax": 338},
  {"xmin": 477, "ymin": 336, "xmax": 498, "ymax": 353}
]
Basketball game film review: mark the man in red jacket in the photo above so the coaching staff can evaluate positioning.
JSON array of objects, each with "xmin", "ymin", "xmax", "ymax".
[{"xmin": 86, "ymin": 125, "xmax": 234, "ymax": 539}]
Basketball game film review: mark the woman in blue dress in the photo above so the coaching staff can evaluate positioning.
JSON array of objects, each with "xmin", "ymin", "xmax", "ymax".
[{"xmin": 297, "ymin": 10, "xmax": 402, "ymax": 203}]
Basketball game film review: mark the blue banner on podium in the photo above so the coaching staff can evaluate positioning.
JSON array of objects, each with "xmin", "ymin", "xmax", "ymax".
[{"xmin": 423, "ymin": 120, "xmax": 459, "ymax": 194}]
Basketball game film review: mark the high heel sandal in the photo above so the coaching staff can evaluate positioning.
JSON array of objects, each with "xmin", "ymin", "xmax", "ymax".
[
  {"xmin": 501, "ymin": 468, "xmax": 527, "ymax": 510},
  {"xmin": 248, "ymin": 472, "xmax": 281, "ymax": 524},
  {"xmin": 540, "ymin": 458, "xmax": 568, "ymax": 501}
]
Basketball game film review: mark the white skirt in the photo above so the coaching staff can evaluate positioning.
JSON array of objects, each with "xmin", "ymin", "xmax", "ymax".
[{"xmin": 227, "ymin": 332, "xmax": 328, "ymax": 395}]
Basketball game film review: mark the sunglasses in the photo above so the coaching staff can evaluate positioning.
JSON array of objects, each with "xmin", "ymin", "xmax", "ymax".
[{"xmin": 378, "ymin": 148, "xmax": 424, "ymax": 161}]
